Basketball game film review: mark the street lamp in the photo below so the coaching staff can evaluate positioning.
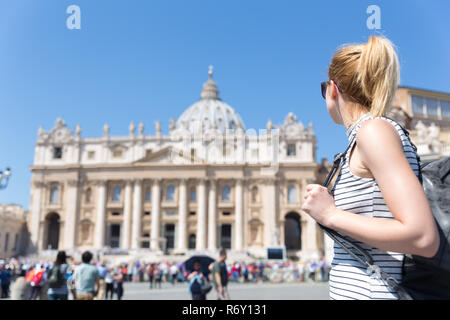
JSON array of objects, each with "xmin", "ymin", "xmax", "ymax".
[{"xmin": 0, "ymin": 167, "xmax": 11, "ymax": 190}]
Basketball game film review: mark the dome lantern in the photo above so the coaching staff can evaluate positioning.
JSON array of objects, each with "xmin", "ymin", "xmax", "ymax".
[{"xmin": 175, "ymin": 67, "xmax": 245, "ymax": 134}]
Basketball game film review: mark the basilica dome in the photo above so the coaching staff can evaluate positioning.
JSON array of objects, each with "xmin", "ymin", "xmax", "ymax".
[{"xmin": 176, "ymin": 66, "xmax": 245, "ymax": 134}]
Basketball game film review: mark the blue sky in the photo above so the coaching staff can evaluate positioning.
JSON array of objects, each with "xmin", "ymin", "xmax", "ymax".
[{"xmin": 0, "ymin": 0, "xmax": 448, "ymax": 209}]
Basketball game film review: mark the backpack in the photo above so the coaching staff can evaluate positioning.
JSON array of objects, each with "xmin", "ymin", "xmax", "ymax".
[
  {"xmin": 322, "ymin": 117, "xmax": 450, "ymax": 300},
  {"xmin": 31, "ymin": 270, "xmax": 44, "ymax": 287},
  {"xmin": 189, "ymin": 274, "xmax": 212, "ymax": 295},
  {"xmin": 189, "ymin": 275, "xmax": 202, "ymax": 294},
  {"xmin": 401, "ymin": 155, "xmax": 450, "ymax": 299},
  {"xmin": 47, "ymin": 265, "xmax": 65, "ymax": 289}
]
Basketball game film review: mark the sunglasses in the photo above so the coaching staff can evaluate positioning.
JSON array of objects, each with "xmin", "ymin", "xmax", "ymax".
[{"xmin": 321, "ymin": 80, "xmax": 343, "ymax": 99}]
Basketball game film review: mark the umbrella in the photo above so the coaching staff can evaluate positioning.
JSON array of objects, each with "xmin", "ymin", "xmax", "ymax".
[{"xmin": 184, "ymin": 255, "xmax": 215, "ymax": 275}]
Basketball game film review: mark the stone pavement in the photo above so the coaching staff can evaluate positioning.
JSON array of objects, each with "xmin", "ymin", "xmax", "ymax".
[
  {"xmin": 0, "ymin": 281, "xmax": 329, "ymax": 300},
  {"xmin": 120, "ymin": 281, "xmax": 329, "ymax": 300}
]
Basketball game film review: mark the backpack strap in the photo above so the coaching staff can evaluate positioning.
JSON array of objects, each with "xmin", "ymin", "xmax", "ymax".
[{"xmin": 438, "ymin": 158, "xmax": 450, "ymax": 182}]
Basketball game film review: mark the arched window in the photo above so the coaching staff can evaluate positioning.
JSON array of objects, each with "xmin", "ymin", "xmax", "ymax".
[
  {"xmin": 112, "ymin": 186, "xmax": 122, "ymax": 202},
  {"xmin": 222, "ymin": 186, "xmax": 231, "ymax": 202},
  {"xmin": 288, "ymin": 185, "xmax": 297, "ymax": 203},
  {"xmin": 50, "ymin": 186, "xmax": 59, "ymax": 204},
  {"xmin": 85, "ymin": 188, "xmax": 92, "ymax": 204},
  {"xmin": 166, "ymin": 185, "xmax": 175, "ymax": 201},
  {"xmin": 251, "ymin": 186, "xmax": 259, "ymax": 203}
]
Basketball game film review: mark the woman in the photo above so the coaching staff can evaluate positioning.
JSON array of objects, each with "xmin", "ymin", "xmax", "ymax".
[
  {"xmin": 113, "ymin": 265, "xmax": 124, "ymax": 300},
  {"xmin": 302, "ymin": 36, "xmax": 439, "ymax": 300},
  {"xmin": 187, "ymin": 260, "xmax": 207, "ymax": 300},
  {"xmin": 47, "ymin": 251, "xmax": 69, "ymax": 300}
]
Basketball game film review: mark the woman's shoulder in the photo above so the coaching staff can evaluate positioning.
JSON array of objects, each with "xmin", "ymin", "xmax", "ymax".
[{"xmin": 357, "ymin": 117, "xmax": 402, "ymax": 146}]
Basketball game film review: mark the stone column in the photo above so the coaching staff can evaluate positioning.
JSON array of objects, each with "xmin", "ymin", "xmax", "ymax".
[
  {"xmin": 235, "ymin": 178, "xmax": 244, "ymax": 251},
  {"xmin": 150, "ymin": 179, "xmax": 161, "ymax": 250},
  {"xmin": 64, "ymin": 179, "xmax": 79, "ymax": 250},
  {"xmin": 196, "ymin": 178, "xmax": 207, "ymax": 250},
  {"xmin": 121, "ymin": 180, "xmax": 133, "ymax": 249},
  {"xmin": 263, "ymin": 178, "xmax": 278, "ymax": 247},
  {"xmin": 305, "ymin": 216, "xmax": 318, "ymax": 252},
  {"xmin": 207, "ymin": 178, "xmax": 217, "ymax": 251},
  {"xmin": 30, "ymin": 181, "xmax": 44, "ymax": 251},
  {"xmin": 303, "ymin": 178, "xmax": 318, "ymax": 259},
  {"xmin": 324, "ymin": 230, "xmax": 334, "ymax": 264},
  {"xmin": 94, "ymin": 180, "xmax": 107, "ymax": 249},
  {"xmin": 177, "ymin": 178, "xmax": 188, "ymax": 251},
  {"xmin": 131, "ymin": 179, "xmax": 143, "ymax": 249}
]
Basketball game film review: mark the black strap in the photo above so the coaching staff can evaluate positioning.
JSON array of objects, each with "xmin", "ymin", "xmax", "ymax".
[{"xmin": 320, "ymin": 148, "xmax": 374, "ymax": 266}]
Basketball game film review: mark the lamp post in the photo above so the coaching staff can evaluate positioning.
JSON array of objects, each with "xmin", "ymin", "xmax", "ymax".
[{"xmin": 0, "ymin": 167, "xmax": 11, "ymax": 189}]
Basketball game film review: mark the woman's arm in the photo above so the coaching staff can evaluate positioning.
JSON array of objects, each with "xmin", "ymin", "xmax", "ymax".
[{"xmin": 302, "ymin": 119, "xmax": 440, "ymax": 258}]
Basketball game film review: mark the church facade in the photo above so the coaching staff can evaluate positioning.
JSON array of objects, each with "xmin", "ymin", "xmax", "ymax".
[{"xmin": 28, "ymin": 68, "xmax": 326, "ymax": 260}]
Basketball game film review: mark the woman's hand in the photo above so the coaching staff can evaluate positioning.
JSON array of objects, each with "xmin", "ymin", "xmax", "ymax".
[{"xmin": 301, "ymin": 184, "xmax": 337, "ymax": 226}]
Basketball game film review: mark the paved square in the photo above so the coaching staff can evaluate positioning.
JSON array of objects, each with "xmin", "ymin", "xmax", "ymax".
[{"xmin": 120, "ymin": 281, "xmax": 330, "ymax": 300}]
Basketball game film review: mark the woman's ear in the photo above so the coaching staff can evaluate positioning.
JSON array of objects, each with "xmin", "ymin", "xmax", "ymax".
[{"xmin": 329, "ymin": 80, "xmax": 339, "ymax": 100}]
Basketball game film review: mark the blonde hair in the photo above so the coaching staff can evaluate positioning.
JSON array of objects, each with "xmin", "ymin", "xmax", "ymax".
[{"xmin": 328, "ymin": 36, "xmax": 400, "ymax": 117}]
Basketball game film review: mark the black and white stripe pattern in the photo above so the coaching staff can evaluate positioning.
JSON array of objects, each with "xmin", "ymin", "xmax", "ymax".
[{"xmin": 329, "ymin": 115, "xmax": 421, "ymax": 300}]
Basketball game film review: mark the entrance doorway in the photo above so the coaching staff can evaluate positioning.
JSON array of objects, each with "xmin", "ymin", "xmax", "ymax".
[
  {"xmin": 45, "ymin": 213, "xmax": 60, "ymax": 250},
  {"xmin": 284, "ymin": 212, "xmax": 302, "ymax": 250},
  {"xmin": 220, "ymin": 224, "xmax": 232, "ymax": 249}
]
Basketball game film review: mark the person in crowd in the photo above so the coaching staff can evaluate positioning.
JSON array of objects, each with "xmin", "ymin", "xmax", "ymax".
[
  {"xmin": 170, "ymin": 263, "xmax": 178, "ymax": 285},
  {"xmin": 257, "ymin": 264, "xmax": 264, "ymax": 283},
  {"xmin": 95, "ymin": 262, "xmax": 108, "ymax": 300},
  {"xmin": 72, "ymin": 251, "xmax": 100, "ymax": 300},
  {"xmin": 127, "ymin": 263, "xmax": 132, "ymax": 282},
  {"xmin": 113, "ymin": 265, "xmax": 124, "ymax": 300},
  {"xmin": 122, "ymin": 264, "xmax": 128, "ymax": 282},
  {"xmin": 154, "ymin": 265, "xmax": 162, "ymax": 289},
  {"xmin": 10, "ymin": 268, "xmax": 31, "ymax": 300},
  {"xmin": 187, "ymin": 260, "xmax": 208, "ymax": 300},
  {"xmin": 131, "ymin": 263, "xmax": 138, "ymax": 282},
  {"xmin": 104, "ymin": 266, "xmax": 114, "ymax": 299},
  {"xmin": 0, "ymin": 265, "xmax": 12, "ymax": 298},
  {"xmin": 148, "ymin": 264, "xmax": 154, "ymax": 289},
  {"xmin": 66, "ymin": 260, "xmax": 77, "ymax": 300},
  {"xmin": 297, "ymin": 261, "xmax": 305, "ymax": 282},
  {"xmin": 243, "ymin": 263, "xmax": 249, "ymax": 282},
  {"xmin": 138, "ymin": 263, "xmax": 144, "ymax": 282},
  {"xmin": 212, "ymin": 249, "xmax": 230, "ymax": 300},
  {"xmin": 28, "ymin": 264, "xmax": 45, "ymax": 300},
  {"xmin": 24, "ymin": 265, "xmax": 34, "ymax": 283},
  {"xmin": 38, "ymin": 265, "xmax": 50, "ymax": 300},
  {"xmin": 47, "ymin": 251, "xmax": 69, "ymax": 300}
]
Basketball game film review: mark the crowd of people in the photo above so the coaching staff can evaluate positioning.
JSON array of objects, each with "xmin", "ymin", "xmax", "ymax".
[
  {"xmin": 0, "ymin": 250, "xmax": 330, "ymax": 300},
  {"xmin": 0, "ymin": 251, "xmax": 126, "ymax": 300}
]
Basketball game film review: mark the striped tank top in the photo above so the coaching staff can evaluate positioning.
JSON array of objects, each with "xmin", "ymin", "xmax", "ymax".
[{"xmin": 329, "ymin": 113, "xmax": 421, "ymax": 300}]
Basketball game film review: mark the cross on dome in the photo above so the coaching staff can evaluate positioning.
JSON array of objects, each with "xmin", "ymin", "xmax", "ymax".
[{"xmin": 208, "ymin": 65, "xmax": 214, "ymax": 77}]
